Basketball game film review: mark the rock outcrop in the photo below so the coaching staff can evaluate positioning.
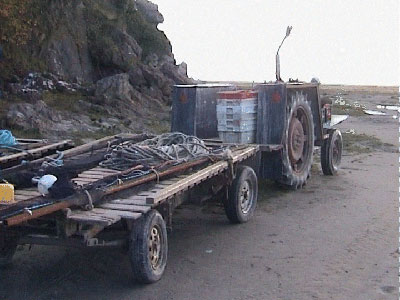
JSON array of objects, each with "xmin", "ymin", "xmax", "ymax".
[
  {"xmin": 136, "ymin": 0, "xmax": 164, "ymax": 24},
  {"xmin": 0, "ymin": 0, "xmax": 192, "ymax": 140}
]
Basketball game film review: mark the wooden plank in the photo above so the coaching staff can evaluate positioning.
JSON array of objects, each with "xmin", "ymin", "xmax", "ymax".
[
  {"xmin": 92, "ymin": 208, "xmax": 142, "ymax": 220},
  {"xmin": 68, "ymin": 213, "xmax": 118, "ymax": 226},
  {"xmin": 68, "ymin": 207, "xmax": 142, "ymax": 225},
  {"xmin": 14, "ymin": 190, "xmax": 41, "ymax": 197},
  {"xmin": 14, "ymin": 194, "xmax": 38, "ymax": 201},
  {"xmin": 116, "ymin": 197, "xmax": 152, "ymax": 206},
  {"xmin": 71, "ymin": 180, "xmax": 96, "ymax": 185},
  {"xmin": 109, "ymin": 199, "xmax": 150, "ymax": 206},
  {"xmin": 69, "ymin": 213, "xmax": 117, "ymax": 224},
  {"xmin": 0, "ymin": 140, "xmax": 72, "ymax": 164},
  {"xmin": 78, "ymin": 174, "xmax": 106, "ymax": 179},
  {"xmin": 72, "ymin": 177, "xmax": 97, "ymax": 182},
  {"xmin": 80, "ymin": 171, "xmax": 118, "ymax": 176},
  {"xmin": 98, "ymin": 203, "xmax": 150, "ymax": 213}
]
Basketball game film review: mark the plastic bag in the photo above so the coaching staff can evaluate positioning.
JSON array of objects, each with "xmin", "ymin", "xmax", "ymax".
[{"xmin": 0, "ymin": 130, "xmax": 18, "ymax": 146}]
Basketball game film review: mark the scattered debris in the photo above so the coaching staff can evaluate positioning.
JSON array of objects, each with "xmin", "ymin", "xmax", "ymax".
[
  {"xmin": 334, "ymin": 96, "xmax": 367, "ymax": 109},
  {"xmin": 7, "ymin": 72, "xmax": 88, "ymax": 102},
  {"xmin": 363, "ymin": 110, "xmax": 387, "ymax": 116},
  {"xmin": 330, "ymin": 115, "xmax": 349, "ymax": 126},
  {"xmin": 376, "ymin": 104, "xmax": 400, "ymax": 112}
]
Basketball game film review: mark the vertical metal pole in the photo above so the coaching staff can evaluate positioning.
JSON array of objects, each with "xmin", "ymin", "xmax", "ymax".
[{"xmin": 276, "ymin": 53, "xmax": 281, "ymax": 81}]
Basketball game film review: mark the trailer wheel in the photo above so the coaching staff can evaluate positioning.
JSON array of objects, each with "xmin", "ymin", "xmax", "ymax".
[
  {"xmin": 129, "ymin": 210, "xmax": 168, "ymax": 284},
  {"xmin": 278, "ymin": 92, "xmax": 314, "ymax": 189},
  {"xmin": 0, "ymin": 237, "xmax": 17, "ymax": 268},
  {"xmin": 321, "ymin": 129, "xmax": 343, "ymax": 175},
  {"xmin": 224, "ymin": 165, "xmax": 258, "ymax": 224}
]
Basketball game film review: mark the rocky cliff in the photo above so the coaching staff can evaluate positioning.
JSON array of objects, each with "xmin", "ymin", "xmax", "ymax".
[{"xmin": 0, "ymin": 0, "xmax": 192, "ymax": 142}]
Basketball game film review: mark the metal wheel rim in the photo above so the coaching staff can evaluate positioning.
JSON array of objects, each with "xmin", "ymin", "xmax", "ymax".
[
  {"xmin": 148, "ymin": 225, "xmax": 163, "ymax": 270},
  {"xmin": 288, "ymin": 106, "xmax": 312, "ymax": 174},
  {"xmin": 239, "ymin": 180, "xmax": 253, "ymax": 214}
]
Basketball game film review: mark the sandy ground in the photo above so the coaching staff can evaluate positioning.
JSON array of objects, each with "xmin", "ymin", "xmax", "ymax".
[{"xmin": 0, "ymin": 86, "xmax": 398, "ymax": 300}]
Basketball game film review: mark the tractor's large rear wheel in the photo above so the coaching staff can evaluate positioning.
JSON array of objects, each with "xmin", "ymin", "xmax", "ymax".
[{"xmin": 278, "ymin": 92, "xmax": 314, "ymax": 189}]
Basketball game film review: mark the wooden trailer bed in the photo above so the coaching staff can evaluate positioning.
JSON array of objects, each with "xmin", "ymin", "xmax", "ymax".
[
  {"xmin": 66, "ymin": 145, "xmax": 258, "ymax": 227},
  {"xmin": 0, "ymin": 136, "xmax": 260, "ymax": 228}
]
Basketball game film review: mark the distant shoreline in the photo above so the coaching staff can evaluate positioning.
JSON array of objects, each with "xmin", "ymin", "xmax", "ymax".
[
  {"xmin": 320, "ymin": 84, "xmax": 398, "ymax": 94},
  {"xmin": 203, "ymin": 80, "xmax": 399, "ymax": 94}
]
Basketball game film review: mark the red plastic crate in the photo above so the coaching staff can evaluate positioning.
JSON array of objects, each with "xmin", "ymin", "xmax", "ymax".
[{"xmin": 217, "ymin": 90, "xmax": 258, "ymax": 100}]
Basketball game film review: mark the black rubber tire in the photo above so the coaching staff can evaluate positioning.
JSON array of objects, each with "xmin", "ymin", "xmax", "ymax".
[
  {"xmin": 321, "ymin": 129, "xmax": 343, "ymax": 175},
  {"xmin": 129, "ymin": 210, "xmax": 168, "ymax": 284},
  {"xmin": 0, "ymin": 236, "xmax": 17, "ymax": 268},
  {"xmin": 224, "ymin": 165, "xmax": 258, "ymax": 224},
  {"xmin": 278, "ymin": 92, "xmax": 315, "ymax": 189}
]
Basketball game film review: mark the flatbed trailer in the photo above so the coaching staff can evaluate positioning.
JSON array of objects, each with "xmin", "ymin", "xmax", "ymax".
[{"xmin": 0, "ymin": 135, "xmax": 268, "ymax": 283}]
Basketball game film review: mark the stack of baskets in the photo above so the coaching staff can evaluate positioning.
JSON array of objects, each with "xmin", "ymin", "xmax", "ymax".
[{"xmin": 216, "ymin": 90, "xmax": 258, "ymax": 144}]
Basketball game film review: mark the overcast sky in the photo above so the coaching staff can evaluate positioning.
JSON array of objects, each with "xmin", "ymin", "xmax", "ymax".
[{"xmin": 155, "ymin": 0, "xmax": 399, "ymax": 86}]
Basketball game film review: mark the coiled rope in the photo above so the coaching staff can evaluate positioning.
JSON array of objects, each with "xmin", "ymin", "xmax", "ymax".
[{"xmin": 99, "ymin": 132, "xmax": 211, "ymax": 171}]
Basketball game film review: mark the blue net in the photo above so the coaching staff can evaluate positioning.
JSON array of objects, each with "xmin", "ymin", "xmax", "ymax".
[{"xmin": 0, "ymin": 130, "xmax": 18, "ymax": 146}]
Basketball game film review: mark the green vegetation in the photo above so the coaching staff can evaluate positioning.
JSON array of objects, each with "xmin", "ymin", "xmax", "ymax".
[
  {"xmin": 146, "ymin": 119, "xmax": 169, "ymax": 134},
  {"xmin": 86, "ymin": 10, "xmax": 131, "ymax": 71},
  {"xmin": 8, "ymin": 127, "xmax": 42, "ymax": 139},
  {"xmin": 86, "ymin": 0, "xmax": 171, "ymax": 71},
  {"xmin": 0, "ymin": 0, "xmax": 49, "ymax": 81},
  {"xmin": 0, "ymin": 0, "xmax": 172, "ymax": 82},
  {"xmin": 126, "ymin": 7, "xmax": 172, "ymax": 59},
  {"xmin": 332, "ymin": 104, "xmax": 365, "ymax": 117},
  {"xmin": 342, "ymin": 132, "xmax": 396, "ymax": 154},
  {"xmin": 42, "ymin": 91, "xmax": 112, "ymax": 126},
  {"xmin": 42, "ymin": 91, "xmax": 87, "ymax": 113},
  {"xmin": 72, "ymin": 128, "xmax": 119, "ymax": 145}
]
